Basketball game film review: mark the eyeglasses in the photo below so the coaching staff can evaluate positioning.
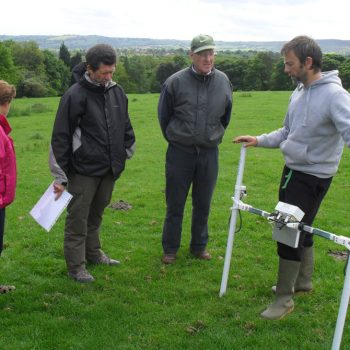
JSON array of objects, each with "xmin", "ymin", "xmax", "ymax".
[{"xmin": 195, "ymin": 50, "xmax": 216, "ymax": 58}]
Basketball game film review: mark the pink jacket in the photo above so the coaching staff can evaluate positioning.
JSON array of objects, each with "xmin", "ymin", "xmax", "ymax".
[{"xmin": 0, "ymin": 114, "xmax": 16, "ymax": 208}]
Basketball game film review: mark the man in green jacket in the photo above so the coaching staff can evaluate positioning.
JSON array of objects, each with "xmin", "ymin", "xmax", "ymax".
[{"xmin": 158, "ymin": 34, "xmax": 233, "ymax": 264}]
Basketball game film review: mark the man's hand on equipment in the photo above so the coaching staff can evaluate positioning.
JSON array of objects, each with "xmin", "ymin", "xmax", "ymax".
[{"xmin": 233, "ymin": 135, "xmax": 258, "ymax": 147}]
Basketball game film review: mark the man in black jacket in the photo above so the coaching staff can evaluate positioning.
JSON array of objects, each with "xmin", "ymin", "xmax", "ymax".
[
  {"xmin": 50, "ymin": 44, "xmax": 135, "ymax": 283},
  {"xmin": 158, "ymin": 34, "xmax": 233, "ymax": 264}
]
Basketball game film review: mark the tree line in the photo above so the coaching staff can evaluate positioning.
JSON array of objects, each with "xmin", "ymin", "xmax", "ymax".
[{"xmin": 0, "ymin": 40, "xmax": 349, "ymax": 98}]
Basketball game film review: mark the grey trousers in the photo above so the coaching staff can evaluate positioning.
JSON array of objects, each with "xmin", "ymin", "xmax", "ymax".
[
  {"xmin": 64, "ymin": 172, "xmax": 115, "ymax": 273},
  {"xmin": 162, "ymin": 144, "xmax": 219, "ymax": 254}
]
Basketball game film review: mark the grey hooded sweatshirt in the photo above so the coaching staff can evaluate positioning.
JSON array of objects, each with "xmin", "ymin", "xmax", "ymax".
[{"xmin": 257, "ymin": 70, "xmax": 350, "ymax": 178}]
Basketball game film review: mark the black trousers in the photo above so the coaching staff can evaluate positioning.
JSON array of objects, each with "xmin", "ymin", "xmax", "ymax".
[
  {"xmin": 0, "ymin": 208, "xmax": 5, "ymax": 256},
  {"xmin": 162, "ymin": 144, "xmax": 219, "ymax": 254},
  {"xmin": 277, "ymin": 166, "xmax": 332, "ymax": 261}
]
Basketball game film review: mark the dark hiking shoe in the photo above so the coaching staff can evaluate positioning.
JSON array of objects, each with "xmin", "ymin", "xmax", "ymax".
[
  {"xmin": 68, "ymin": 270, "xmax": 95, "ymax": 283},
  {"xmin": 92, "ymin": 253, "xmax": 120, "ymax": 266}
]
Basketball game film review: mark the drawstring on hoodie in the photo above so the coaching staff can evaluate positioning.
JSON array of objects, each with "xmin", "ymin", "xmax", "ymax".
[
  {"xmin": 282, "ymin": 169, "xmax": 293, "ymax": 189},
  {"xmin": 302, "ymin": 87, "xmax": 312, "ymax": 127}
]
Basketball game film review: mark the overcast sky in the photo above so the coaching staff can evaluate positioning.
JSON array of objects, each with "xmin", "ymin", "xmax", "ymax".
[{"xmin": 1, "ymin": 0, "xmax": 349, "ymax": 42}]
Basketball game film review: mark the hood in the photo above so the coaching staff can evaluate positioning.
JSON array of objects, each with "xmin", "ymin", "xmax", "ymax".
[
  {"xmin": 71, "ymin": 62, "xmax": 116, "ymax": 92},
  {"xmin": 0, "ymin": 114, "xmax": 12, "ymax": 135},
  {"xmin": 71, "ymin": 62, "xmax": 87, "ymax": 83},
  {"xmin": 298, "ymin": 70, "xmax": 342, "ymax": 91},
  {"xmin": 313, "ymin": 70, "xmax": 342, "ymax": 87}
]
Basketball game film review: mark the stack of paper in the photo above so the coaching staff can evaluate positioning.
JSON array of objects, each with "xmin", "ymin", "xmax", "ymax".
[{"xmin": 30, "ymin": 183, "xmax": 73, "ymax": 232}]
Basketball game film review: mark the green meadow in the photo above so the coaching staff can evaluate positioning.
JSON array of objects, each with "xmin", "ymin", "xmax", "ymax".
[{"xmin": 1, "ymin": 92, "xmax": 350, "ymax": 349}]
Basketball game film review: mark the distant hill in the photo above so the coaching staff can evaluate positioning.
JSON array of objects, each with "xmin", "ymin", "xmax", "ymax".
[{"xmin": 1, "ymin": 35, "xmax": 350, "ymax": 54}]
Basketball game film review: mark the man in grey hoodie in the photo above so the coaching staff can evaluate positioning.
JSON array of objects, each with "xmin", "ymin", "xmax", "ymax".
[{"xmin": 234, "ymin": 35, "xmax": 350, "ymax": 320}]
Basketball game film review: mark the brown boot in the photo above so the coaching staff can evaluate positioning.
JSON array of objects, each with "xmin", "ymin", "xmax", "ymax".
[
  {"xmin": 162, "ymin": 253, "xmax": 176, "ymax": 264},
  {"xmin": 190, "ymin": 250, "xmax": 211, "ymax": 260}
]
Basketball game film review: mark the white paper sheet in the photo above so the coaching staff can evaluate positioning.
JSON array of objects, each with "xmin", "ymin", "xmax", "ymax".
[{"xmin": 30, "ymin": 182, "xmax": 73, "ymax": 232}]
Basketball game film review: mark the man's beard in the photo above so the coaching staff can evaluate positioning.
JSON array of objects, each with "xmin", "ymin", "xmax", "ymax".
[
  {"xmin": 291, "ymin": 77, "xmax": 299, "ymax": 85},
  {"xmin": 291, "ymin": 65, "xmax": 308, "ymax": 85}
]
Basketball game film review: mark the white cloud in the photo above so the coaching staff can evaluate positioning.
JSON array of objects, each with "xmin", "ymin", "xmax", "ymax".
[{"xmin": 1, "ymin": 0, "xmax": 349, "ymax": 41}]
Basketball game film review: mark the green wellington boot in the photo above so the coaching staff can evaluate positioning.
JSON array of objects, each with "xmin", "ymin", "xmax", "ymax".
[
  {"xmin": 271, "ymin": 246, "xmax": 314, "ymax": 294},
  {"xmin": 294, "ymin": 246, "xmax": 314, "ymax": 292},
  {"xmin": 261, "ymin": 258, "xmax": 301, "ymax": 320}
]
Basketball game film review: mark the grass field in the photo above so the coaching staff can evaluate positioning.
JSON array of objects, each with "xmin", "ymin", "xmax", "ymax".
[{"xmin": 1, "ymin": 92, "xmax": 350, "ymax": 349}]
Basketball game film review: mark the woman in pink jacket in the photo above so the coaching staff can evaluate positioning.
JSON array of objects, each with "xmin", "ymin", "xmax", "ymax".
[{"xmin": 0, "ymin": 80, "xmax": 16, "ymax": 294}]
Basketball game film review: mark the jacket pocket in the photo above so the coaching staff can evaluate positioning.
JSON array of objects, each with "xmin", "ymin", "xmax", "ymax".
[
  {"xmin": 280, "ymin": 138, "xmax": 313, "ymax": 165},
  {"xmin": 166, "ymin": 119, "xmax": 194, "ymax": 143},
  {"xmin": 206, "ymin": 123, "xmax": 225, "ymax": 143}
]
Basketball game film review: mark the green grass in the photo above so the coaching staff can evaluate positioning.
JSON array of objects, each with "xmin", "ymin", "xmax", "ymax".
[{"xmin": 1, "ymin": 92, "xmax": 349, "ymax": 349}]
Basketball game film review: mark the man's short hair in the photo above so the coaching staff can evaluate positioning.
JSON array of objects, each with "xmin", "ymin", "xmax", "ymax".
[
  {"xmin": 0, "ymin": 80, "xmax": 16, "ymax": 106},
  {"xmin": 85, "ymin": 44, "xmax": 117, "ymax": 71},
  {"xmin": 281, "ymin": 35, "xmax": 322, "ymax": 72}
]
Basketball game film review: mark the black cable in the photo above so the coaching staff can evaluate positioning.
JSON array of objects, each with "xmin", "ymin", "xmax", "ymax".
[
  {"xmin": 227, "ymin": 209, "xmax": 243, "ymax": 233},
  {"xmin": 235, "ymin": 210, "xmax": 242, "ymax": 233}
]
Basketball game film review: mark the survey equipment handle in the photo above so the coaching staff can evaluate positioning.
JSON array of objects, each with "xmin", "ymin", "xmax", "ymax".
[{"xmin": 219, "ymin": 145, "xmax": 246, "ymax": 297}]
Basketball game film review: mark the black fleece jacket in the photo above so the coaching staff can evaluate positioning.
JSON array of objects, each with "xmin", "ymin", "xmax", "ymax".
[{"xmin": 50, "ymin": 63, "xmax": 135, "ymax": 182}]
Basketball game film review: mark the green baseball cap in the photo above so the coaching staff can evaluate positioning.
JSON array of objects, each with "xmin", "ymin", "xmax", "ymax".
[{"xmin": 190, "ymin": 34, "xmax": 215, "ymax": 53}]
